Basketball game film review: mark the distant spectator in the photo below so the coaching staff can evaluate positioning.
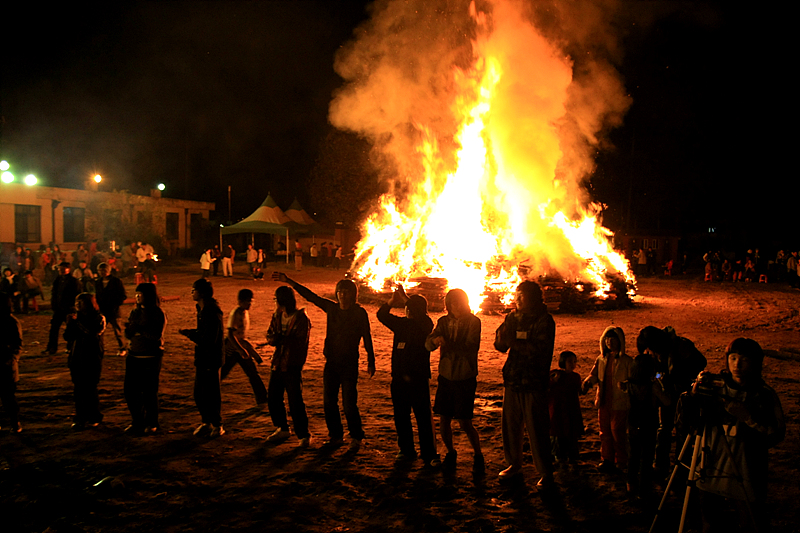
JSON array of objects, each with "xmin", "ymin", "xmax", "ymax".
[
  {"xmin": 212, "ymin": 245, "xmax": 221, "ymax": 276},
  {"xmin": 310, "ymin": 243, "xmax": 318, "ymax": 267},
  {"xmin": 0, "ymin": 268, "xmax": 22, "ymax": 313},
  {"xmin": 246, "ymin": 245, "xmax": 259, "ymax": 278},
  {"xmin": 140, "ymin": 253, "xmax": 157, "ymax": 283},
  {"xmin": 45, "ymin": 262, "xmax": 82, "ymax": 355},
  {"xmin": 786, "ymin": 251, "xmax": 798, "ymax": 288},
  {"xmin": 20, "ymin": 271, "xmax": 43, "ymax": 314},
  {"xmin": 294, "ymin": 241, "xmax": 303, "ymax": 271},
  {"xmin": 223, "ymin": 245, "xmax": 235, "ymax": 277},
  {"xmin": 200, "ymin": 248, "xmax": 215, "ymax": 278}
]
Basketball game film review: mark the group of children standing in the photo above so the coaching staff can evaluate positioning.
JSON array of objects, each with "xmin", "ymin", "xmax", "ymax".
[{"xmin": 0, "ymin": 273, "xmax": 786, "ymax": 531}]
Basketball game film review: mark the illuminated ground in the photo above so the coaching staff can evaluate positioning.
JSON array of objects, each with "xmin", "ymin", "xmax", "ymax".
[{"xmin": 1, "ymin": 264, "xmax": 798, "ymax": 532}]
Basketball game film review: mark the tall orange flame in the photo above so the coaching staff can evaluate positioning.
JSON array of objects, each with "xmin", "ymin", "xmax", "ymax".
[{"xmin": 345, "ymin": 0, "xmax": 634, "ymax": 310}]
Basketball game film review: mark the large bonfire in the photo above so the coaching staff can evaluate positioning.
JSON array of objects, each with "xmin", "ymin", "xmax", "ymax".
[{"xmin": 331, "ymin": 0, "xmax": 634, "ymax": 310}]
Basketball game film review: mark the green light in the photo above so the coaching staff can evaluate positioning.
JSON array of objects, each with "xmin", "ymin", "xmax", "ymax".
[
  {"xmin": 157, "ymin": 183, "xmax": 166, "ymax": 191},
  {"xmin": 24, "ymin": 174, "xmax": 37, "ymax": 186},
  {"xmin": 0, "ymin": 161, "xmax": 9, "ymax": 171},
  {"xmin": 1, "ymin": 171, "xmax": 14, "ymax": 183}
]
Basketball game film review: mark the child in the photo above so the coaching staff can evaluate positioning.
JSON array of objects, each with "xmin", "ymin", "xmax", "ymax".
[
  {"xmin": 627, "ymin": 327, "xmax": 671, "ymax": 497},
  {"xmin": 377, "ymin": 286, "xmax": 438, "ymax": 466},
  {"xmin": 221, "ymin": 289, "xmax": 268, "ymax": 406},
  {"xmin": 64, "ymin": 293, "xmax": 106, "ymax": 429},
  {"xmin": 582, "ymin": 326, "xmax": 632, "ymax": 473},
  {"xmin": 265, "ymin": 285, "xmax": 311, "ymax": 447},
  {"xmin": 549, "ymin": 350, "xmax": 584, "ymax": 466},
  {"xmin": 426, "ymin": 288, "xmax": 483, "ymax": 472},
  {"xmin": 682, "ymin": 338, "xmax": 785, "ymax": 532}
]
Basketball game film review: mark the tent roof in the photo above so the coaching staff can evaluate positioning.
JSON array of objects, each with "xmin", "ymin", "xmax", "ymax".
[
  {"xmin": 284, "ymin": 198, "xmax": 316, "ymax": 226},
  {"xmin": 220, "ymin": 194, "xmax": 290, "ymax": 235}
]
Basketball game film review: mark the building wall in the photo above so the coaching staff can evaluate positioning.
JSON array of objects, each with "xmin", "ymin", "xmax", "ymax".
[{"xmin": 0, "ymin": 182, "xmax": 215, "ymax": 253}]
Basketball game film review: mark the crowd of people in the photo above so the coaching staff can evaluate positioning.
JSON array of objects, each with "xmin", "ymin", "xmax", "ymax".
[
  {"xmin": 0, "ymin": 270, "xmax": 788, "ymax": 532},
  {"xmin": 199, "ymin": 241, "xmax": 345, "ymax": 280}
]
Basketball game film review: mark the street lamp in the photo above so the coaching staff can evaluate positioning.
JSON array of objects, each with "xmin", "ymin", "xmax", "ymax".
[
  {"xmin": 94, "ymin": 174, "xmax": 102, "ymax": 184},
  {"xmin": 24, "ymin": 174, "xmax": 37, "ymax": 186},
  {"xmin": 1, "ymin": 171, "xmax": 13, "ymax": 184},
  {"xmin": 157, "ymin": 183, "xmax": 166, "ymax": 191},
  {"xmin": 0, "ymin": 160, "xmax": 9, "ymax": 171}
]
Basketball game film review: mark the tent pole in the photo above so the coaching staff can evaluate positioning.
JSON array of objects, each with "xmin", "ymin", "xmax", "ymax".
[{"xmin": 286, "ymin": 229, "xmax": 289, "ymax": 264}]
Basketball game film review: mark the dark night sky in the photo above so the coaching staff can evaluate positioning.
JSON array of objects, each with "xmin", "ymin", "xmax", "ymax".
[{"xmin": 0, "ymin": 1, "xmax": 790, "ymax": 246}]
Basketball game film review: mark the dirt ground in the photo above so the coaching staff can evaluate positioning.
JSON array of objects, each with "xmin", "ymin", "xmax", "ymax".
[{"xmin": 1, "ymin": 263, "xmax": 798, "ymax": 533}]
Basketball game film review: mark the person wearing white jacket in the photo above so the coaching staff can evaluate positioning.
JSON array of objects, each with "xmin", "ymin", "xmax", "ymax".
[{"xmin": 582, "ymin": 326, "xmax": 632, "ymax": 473}]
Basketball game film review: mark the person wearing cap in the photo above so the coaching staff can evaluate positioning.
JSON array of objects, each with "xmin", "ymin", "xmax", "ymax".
[{"xmin": 377, "ymin": 286, "xmax": 439, "ymax": 466}]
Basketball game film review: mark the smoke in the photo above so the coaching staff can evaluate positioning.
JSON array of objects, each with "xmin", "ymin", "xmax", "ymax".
[{"xmin": 330, "ymin": 0, "xmax": 630, "ymax": 218}]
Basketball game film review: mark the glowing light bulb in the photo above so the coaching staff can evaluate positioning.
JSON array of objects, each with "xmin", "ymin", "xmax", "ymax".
[
  {"xmin": 0, "ymin": 161, "xmax": 9, "ymax": 171},
  {"xmin": 1, "ymin": 171, "xmax": 13, "ymax": 183},
  {"xmin": 24, "ymin": 174, "xmax": 37, "ymax": 186},
  {"xmin": 157, "ymin": 183, "xmax": 166, "ymax": 191},
  {"xmin": 94, "ymin": 174, "xmax": 102, "ymax": 183}
]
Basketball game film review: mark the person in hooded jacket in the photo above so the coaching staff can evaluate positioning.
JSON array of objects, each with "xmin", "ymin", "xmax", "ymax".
[
  {"xmin": 64, "ymin": 293, "xmax": 106, "ymax": 429},
  {"xmin": 582, "ymin": 326, "xmax": 633, "ymax": 473}
]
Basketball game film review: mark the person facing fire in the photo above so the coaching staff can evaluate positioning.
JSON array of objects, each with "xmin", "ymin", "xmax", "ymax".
[
  {"xmin": 272, "ymin": 272, "xmax": 374, "ymax": 451},
  {"xmin": 265, "ymin": 285, "xmax": 312, "ymax": 447},
  {"xmin": 426, "ymin": 288, "xmax": 484, "ymax": 472},
  {"xmin": 179, "ymin": 278, "xmax": 225, "ymax": 437},
  {"xmin": 494, "ymin": 280, "xmax": 556, "ymax": 487},
  {"xmin": 377, "ymin": 285, "xmax": 439, "ymax": 466}
]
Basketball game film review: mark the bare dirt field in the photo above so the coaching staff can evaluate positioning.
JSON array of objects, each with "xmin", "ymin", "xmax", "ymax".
[{"xmin": 1, "ymin": 263, "xmax": 798, "ymax": 532}]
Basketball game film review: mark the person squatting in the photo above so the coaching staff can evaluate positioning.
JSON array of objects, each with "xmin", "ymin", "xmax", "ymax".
[{"xmin": 1, "ymin": 277, "xmax": 787, "ymax": 532}]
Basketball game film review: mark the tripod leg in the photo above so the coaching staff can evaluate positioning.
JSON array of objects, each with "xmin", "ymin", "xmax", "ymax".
[
  {"xmin": 716, "ymin": 430, "xmax": 760, "ymax": 533},
  {"xmin": 649, "ymin": 432, "xmax": 695, "ymax": 533},
  {"xmin": 678, "ymin": 432, "xmax": 704, "ymax": 533}
]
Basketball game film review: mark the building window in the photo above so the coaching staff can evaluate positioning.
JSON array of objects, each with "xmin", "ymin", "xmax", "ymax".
[
  {"xmin": 166, "ymin": 212, "xmax": 179, "ymax": 240},
  {"xmin": 15, "ymin": 205, "xmax": 41, "ymax": 243},
  {"xmin": 63, "ymin": 207, "xmax": 85, "ymax": 242}
]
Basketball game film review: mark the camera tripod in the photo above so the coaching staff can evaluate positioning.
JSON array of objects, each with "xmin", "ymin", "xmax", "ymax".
[{"xmin": 649, "ymin": 421, "xmax": 757, "ymax": 533}]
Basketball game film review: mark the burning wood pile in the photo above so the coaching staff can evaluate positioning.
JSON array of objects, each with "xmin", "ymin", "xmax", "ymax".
[
  {"xmin": 357, "ymin": 274, "xmax": 633, "ymax": 315},
  {"xmin": 336, "ymin": 1, "xmax": 637, "ymax": 310}
]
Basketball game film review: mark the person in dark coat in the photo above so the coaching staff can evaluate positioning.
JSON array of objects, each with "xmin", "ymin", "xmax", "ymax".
[
  {"xmin": 494, "ymin": 280, "xmax": 555, "ymax": 487},
  {"xmin": 377, "ymin": 286, "xmax": 439, "ymax": 465},
  {"xmin": 45, "ymin": 262, "xmax": 81, "ymax": 355},
  {"xmin": 123, "ymin": 283, "xmax": 167, "ymax": 435},
  {"xmin": 265, "ymin": 285, "xmax": 311, "ymax": 446},
  {"xmin": 272, "ymin": 272, "xmax": 374, "ymax": 450},
  {"xmin": 64, "ymin": 293, "xmax": 106, "ymax": 429},
  {"xmin": 95, "ymin": 262, "xmax": 128, "ymax": 355},
  {"xmin": 179, "ymin": 278, "xmax": 225, "ymax": 437},
  {"xmin": 0, "ymin": 294, "xmax": 23, "ymax": 433}
]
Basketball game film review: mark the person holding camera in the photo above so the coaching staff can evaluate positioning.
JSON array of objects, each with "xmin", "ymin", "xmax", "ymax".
[{"xmin": 679, "ymin": 338, "xmax": 785, "ymax": 532}]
